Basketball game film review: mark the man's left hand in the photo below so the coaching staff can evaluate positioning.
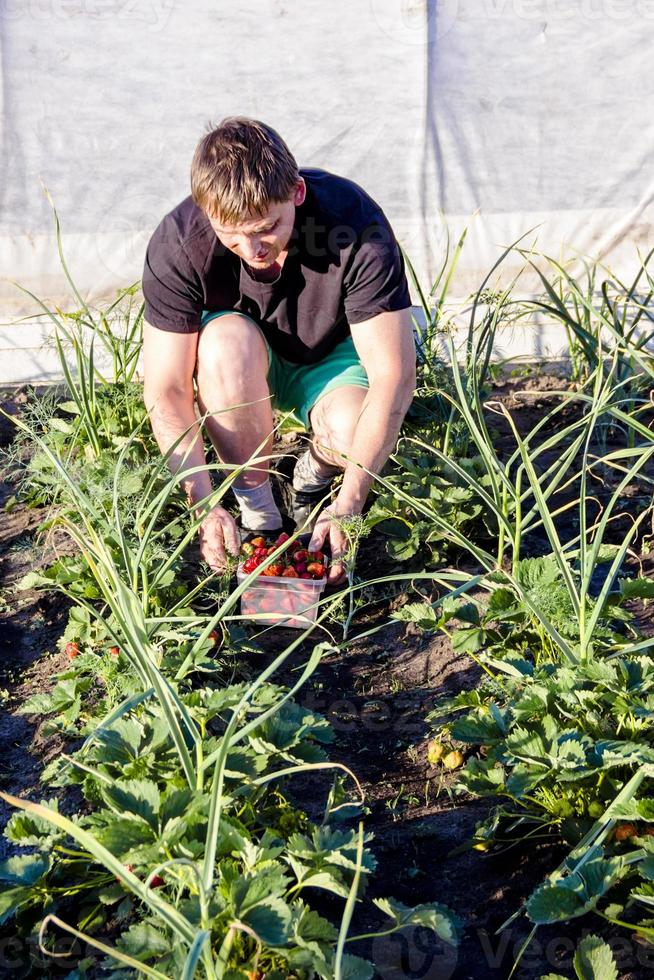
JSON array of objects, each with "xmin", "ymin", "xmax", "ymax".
[{"xmin": 308, "ymin": 497, "xmax": 361, "ymax": 586}]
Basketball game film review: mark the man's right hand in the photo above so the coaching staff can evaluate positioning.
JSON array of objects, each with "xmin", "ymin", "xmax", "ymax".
[{"xmin": 198, "ymin": 505, "xmax": 241, "ymax": 573}]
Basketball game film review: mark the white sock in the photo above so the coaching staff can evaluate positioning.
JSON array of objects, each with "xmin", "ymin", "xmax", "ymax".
[
  {"xmin": 232, "ymin": 479, "xmax": 283, "ymax": 531},
  {"xmin": 292, "ymin": 449, "xmax": 341, "ymax": 493}
]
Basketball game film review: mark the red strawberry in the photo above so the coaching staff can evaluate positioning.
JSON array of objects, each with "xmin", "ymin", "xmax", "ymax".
[
  {"xmin": 293, "ymin": 549, "xmax": 309, "ymax": 563},
  {"xmin": 294, "ymin": 562, "xmax": 307, "ymax": 574},
  {"xmin": 65, "ymin": 641, "xmax": 79, "ymax": 659},
  {"xmin": 267, "ymin": 546, "xmax": 278, "ymax": 556},
  {"xmin": 306, "ymin": 562, "xmax": 326, "ymax": 578},
  {"xmin": 148, "ymin": 874, "xmax": 165, "ymax": 888},
  {"xmin": 109, "ymin": 646, "xmax": 120, "ymax": 658},
  {"xmin": 115, "ymin": 861, "xmax": 136, "ymax": 882},
  {"xmin": 300, "ymin": 572, "xmax": 312, "ymax": 580},
  {"xmin": 262, "ymin": 562, "xmax": 285, "ymax": 577},
  {"xmin": 209, "ymin": 630, "xmax": 219, "ymax": 646},
  {"xmin": 309, "ymin": 551, "xmax": 325, "ymax": 562},
  {"xmin": 275, "ymin": 532, "xmax": 290, "ymax": 546},
  {"xmin": 255, "ymin": 547, "xmax": 268, "ymax": 558},
  {"xmin": 282, "ymin": 567, "xmax": 299, "ymax": 578}
]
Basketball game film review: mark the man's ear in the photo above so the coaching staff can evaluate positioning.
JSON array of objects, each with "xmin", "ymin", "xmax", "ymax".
[{"xmin": 294, "ymin": 178, "xmax": 306, "ymax": 206}]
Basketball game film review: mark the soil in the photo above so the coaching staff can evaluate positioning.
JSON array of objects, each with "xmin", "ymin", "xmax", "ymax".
[{"xmin": 1, "ymin": 375, "xmax": 653, "ymax": 979}]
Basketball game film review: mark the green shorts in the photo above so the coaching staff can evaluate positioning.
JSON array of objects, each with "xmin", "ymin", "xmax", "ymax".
[{"xmin": 200, "ymin": 310, "xmax": 369, "ymax": 429}]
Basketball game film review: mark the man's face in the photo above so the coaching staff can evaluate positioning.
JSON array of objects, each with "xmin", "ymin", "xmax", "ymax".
[{"xmin": 207, "ymin": 178, "xmax": 305, "ymax": 269}]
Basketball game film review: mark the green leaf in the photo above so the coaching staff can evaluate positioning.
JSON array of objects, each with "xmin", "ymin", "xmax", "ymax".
[
  {"xmin": 331, "ymin": 953, "xmax": 374, "ymax": 980},
  {"xmin": 391, "ymin": 602, "xmax": 440, "ymax": 632},
  {"xmin": 573, "ymin": 934, "xmax": 618, "ymax": 980},
  {"xmin": 59, "ymin": 400, "xmax": 81, "ymax": 414},
  {"xmin": 95, "ymin": 817, "xmax": 156, "ymax": 857},
  {"xmin": 619, "ymin": 577, "xmax": 654, "ymax": 600},
  {"xmin": 525, "ymin": 883, "xmax": 584, "ymax": 923},
  {"xmin": 451, "ymin": 712, "xmax": 504, "ymax": 744},
  {"xmin": 292, "ymin": 902, "xmax": 338, "ymax": 943},
  {"xmin": 4, "ymin": 802, "xmax": 62, "ymax": 846},
  {"xmin": 373, "ymin": 896, "xmax": 459, "ymax": 945},
  {"xmin": 0, "ymin": 886, "xmax": 33, "ymax": 925},
  {"xmin": 118, "ymin": 921, "xmax": 172, "ymax": 960},
  {"xmin": 451, "ymin": 626, "xmax": 490, "ymax": 654},
  {"xmin": 49, "ymin": 417, "xmax": 75, "ymax": 434},
  {"xmin": 296, "ymin": 871, "xmax": 350, "ymax": 898},
  {"xmin": 101, "ymin": 780, "xmax": 161, "ymax": 829},
  {"xmin": 385, "ymin": 532, "xmax": 421, "ymax": 560},
  {"xmin": 516, "ymin": 557, "xmax": 560, "ymax": 591},
  {"xmin": 241, "ymin": 896, "xmax": 291, "ymax": 946},
  {"xmin": 0, "ymin": 854, "xmax": 50, "ymax": 886},
  {"xmin": 505, "ymin": 764, "xmax": 547, "ymax": 797}
]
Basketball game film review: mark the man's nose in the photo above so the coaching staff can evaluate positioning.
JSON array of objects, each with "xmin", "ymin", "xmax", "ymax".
[{"xmin": 242, "ymin": 237, "xmax": 261, "ymax": 259}]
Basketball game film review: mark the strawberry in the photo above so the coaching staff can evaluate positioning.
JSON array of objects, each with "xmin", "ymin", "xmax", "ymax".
[
  {"xmin": 293, "ymin": 549, "xmax": 309, "ymax": 563},
  {"xmin": 240, "ymin": 542, "xmax": 255, "ymax": 557},
  {"xmin": 115, "ymin": 861, "xmax": 136, "ymax": 882},
  {"xmin": 148, "ymin": 874, "xmax": 165, "ymax": 888},
  {"xmin": 427, "ymin": 740, "xmax": 446, "ymax": 764},
  {"xmin": 282, "ymin": 567, "xmax": 299, "ymax": 578},
  {"xmin": 250, "ymin": 536, "xmax": 266, "ymax": 548},
  {"xmin": 306, "ymin": 562, "xmax": 326, "ymax": 578},
  {"xmin": 300, "ymin": 572, "xmax": 312, "ymax": 579},
  {"xmin": 309, "ymin": 551, "xmax": 325, "ymax": 562},
  {"xmin": 613, "ymin": 822, "xmax": 638, "ymax": 842},
  {"xmin": 255, "ymin": 547, "xmax": 268, "ymax": 558},
  {"xmin": 209, "ymin": 630, "xmax": 219, "ymax": 646},
  {"xmin": 262, "ymin": 562, "xmax": 285, "ymax": 577},
  {"xmin": 275, "ymin": 532, "xmax": 290, "ymax": 546},
  {"xmin": 65, "ymin": 641, "xmax": 79, "ymax": 659},
  {"xmin": 242, "ymin": 558, "xmax": 257, "ymax": 574},
  {"xmin": 267, "ymin": 546, "xmax": 278, "ymax": 556},
  {"xmin": 294, "ymin": 562, "xmax": 307, "ymax": 574},
  {"xmin": 109, "ymin": 646, "xmax": 120, "ymax": 658}
]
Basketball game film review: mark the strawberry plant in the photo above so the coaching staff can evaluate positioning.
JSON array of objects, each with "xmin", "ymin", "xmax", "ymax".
[{"xmin": 367, "ymin": 451, "xmax": 495, "ymax": 564}]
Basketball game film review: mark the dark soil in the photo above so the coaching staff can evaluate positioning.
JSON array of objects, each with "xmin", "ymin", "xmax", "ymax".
[{"xmin": 1, "ymin": 377, "xmax": 653, "ymax": 979}]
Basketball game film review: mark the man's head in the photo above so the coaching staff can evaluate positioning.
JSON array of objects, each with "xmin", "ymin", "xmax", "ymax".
[{"xmin": 191, "ymin": 117, "xmax": 305, "ymax": 269}]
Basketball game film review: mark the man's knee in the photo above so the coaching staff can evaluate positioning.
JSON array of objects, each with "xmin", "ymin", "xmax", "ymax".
[
  {"xmin": 196, "ymin": 314, "xmax": 268, "ymax": 392},
  {"xmin": 311, "ymin": 386, "xmax": 367, "ymax": 467}
]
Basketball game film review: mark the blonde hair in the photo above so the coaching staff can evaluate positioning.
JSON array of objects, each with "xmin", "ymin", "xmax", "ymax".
[{"xmin": 191, "ymin": 116, "xmax": 299, "ymax": 223}]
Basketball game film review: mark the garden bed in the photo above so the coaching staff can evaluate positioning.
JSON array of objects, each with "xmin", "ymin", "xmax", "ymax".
[{"xmin": 2, "ymin": 365, "xmax": 653, "ymax": 979}]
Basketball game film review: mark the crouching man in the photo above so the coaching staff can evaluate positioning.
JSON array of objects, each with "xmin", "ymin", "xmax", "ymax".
[{"xmin": 141, "ymin": 116, "xmax": 415, "ymax": 584}]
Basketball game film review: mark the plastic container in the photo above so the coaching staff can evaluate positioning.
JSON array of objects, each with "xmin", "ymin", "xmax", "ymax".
[{"xmin": 237, "ymin": 566, "xmax": 327, "ymax": 628}]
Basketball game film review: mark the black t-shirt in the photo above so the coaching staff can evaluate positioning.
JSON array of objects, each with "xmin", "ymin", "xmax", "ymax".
[{"xmin": 142, "ymin": 168, "xmax": 411, "ymax": 365}]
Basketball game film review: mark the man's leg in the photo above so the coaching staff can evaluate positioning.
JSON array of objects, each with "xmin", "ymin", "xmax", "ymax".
[
  {"xmin": 308, "ymin": 384, "xmax": 368, "ymax": 473},
  {"xmin": 196, "ymin": 313, "xmax": 282, "ymax": 529}
]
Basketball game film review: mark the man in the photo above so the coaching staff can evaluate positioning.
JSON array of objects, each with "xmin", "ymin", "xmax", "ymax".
[{"xmin": 142, "ymin": 117, "xmax": 415, "ymax": 584}]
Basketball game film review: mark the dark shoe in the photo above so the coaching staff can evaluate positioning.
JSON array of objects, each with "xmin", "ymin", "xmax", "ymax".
[
  {"xmin": 290, "ymin": 486, "xmax": 335, "ymax": 533},
  {"xmin": 238, "ymin": 512, "xmax": 296, "ymax": 541}
]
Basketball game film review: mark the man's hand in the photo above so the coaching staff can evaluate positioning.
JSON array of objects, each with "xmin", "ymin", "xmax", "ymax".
[
  {"xmin": 308, "ymin": 496, "xmax": 361, "ymax": 586},
  {"xmin": 198, "ymin": 505, "xmax": 241, "ymax": 573}
]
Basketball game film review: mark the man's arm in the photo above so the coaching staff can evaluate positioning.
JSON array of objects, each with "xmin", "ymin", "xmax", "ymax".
[
  {"xmin": 309, "ymin": 307, "xmax": 416, "ymax": 576},
  {"xmin": 142, "ymin": 321, "xmax": 240, "ymax": 569}
]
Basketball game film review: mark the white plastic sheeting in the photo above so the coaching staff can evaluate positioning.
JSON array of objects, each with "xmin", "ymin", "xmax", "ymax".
[{"xmin": 2, "ymin": 1, "xmax": 654, "ymax": 380}]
